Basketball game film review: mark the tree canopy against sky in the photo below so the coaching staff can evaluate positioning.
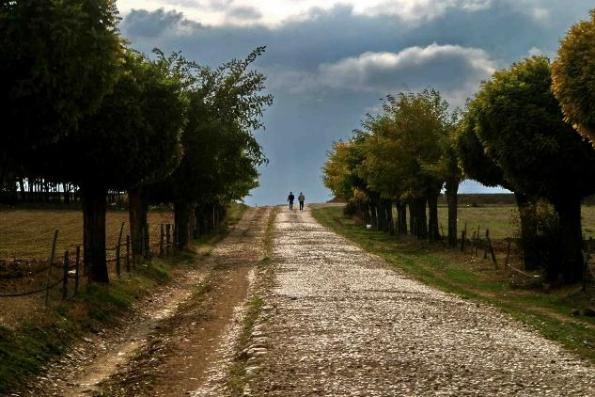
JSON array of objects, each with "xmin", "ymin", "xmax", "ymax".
[{"xmin": 552, "ymin": 9, "xmax": 595, "ymax": 146}]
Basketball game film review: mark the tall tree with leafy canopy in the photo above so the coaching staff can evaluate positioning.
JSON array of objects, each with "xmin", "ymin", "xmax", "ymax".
[
  {"xmin": 552, "ymin": 9, "xmax": 595, "ymax": 146},
  {"xmin": 150, "ymin": 48, "xmax": 272, "ymax": 250},
  {"xmin": 455, "ymin": 107, "xmax": 539, "ymax": 268},
  {"xmin": 472, "ymin": 56, "xmax": 595, "ymax": 282},
  {"xmin": 365, "ymin": 91, "xmax": 450, "ymax": 240},
  {"xmin": 34, "ymin": 50, "xmax": 186, "ymax": 282},
  {"xmin": 127, "ymin": 50, "xmax": 190, "ymax": 258},
  {"xmin": 0, "ymin": 0, "xmax": 121, "ymax": 179},
  {"xmin": 323, "ymin": 136, "xmax": 374, "ymax": 223}
]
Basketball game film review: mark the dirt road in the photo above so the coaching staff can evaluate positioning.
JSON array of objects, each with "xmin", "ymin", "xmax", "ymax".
[
  {"xmin": 247, "ymin": 206, "xmax": 595, "ymax": 396},
  {"xmin": 23, "ymin": 206, "xmax": 271, "ymax": 397},
  {"xmin": 20, "ymin": 205, "xmax": 595, "ymax": 396}
]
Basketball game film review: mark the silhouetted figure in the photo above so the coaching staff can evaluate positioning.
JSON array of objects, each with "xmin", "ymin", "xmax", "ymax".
[
  {"xmin": 298, "ymin": 192, "xmax": 305, "ymax": 211},
  {"xmin": 287, "ymin": 192, "xmax": 295, "ymax": 209}
]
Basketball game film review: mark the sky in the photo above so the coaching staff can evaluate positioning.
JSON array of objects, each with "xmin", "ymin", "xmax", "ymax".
[{"xmin": 117, "ymin": 0, "xmax": 593, "ymax": 205}]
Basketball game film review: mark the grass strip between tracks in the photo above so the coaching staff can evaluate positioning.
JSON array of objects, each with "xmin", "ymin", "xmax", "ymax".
[
  {"xmin": 227, "ymin": 207, "xmax": 278, "ymax": 397},
  {"xmin": 312, "ymin": 205, "xmax": 595, "ymax": 364}
]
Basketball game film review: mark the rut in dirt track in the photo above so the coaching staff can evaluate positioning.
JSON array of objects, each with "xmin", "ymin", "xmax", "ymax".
[
  {"xmin": 21, "ymin": 206, "xmax": 270, "ymax": 397},
  {"xmin": 248, "ymin": 206, "xmax": 594, "ymax": 396}
]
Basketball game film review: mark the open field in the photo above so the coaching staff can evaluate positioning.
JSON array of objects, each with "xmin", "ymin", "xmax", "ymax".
[
  {"xmin": 437, "ymin": 204, "xmax": 595, "ymax": 239},
  {"xmin": 0, "ymin": 209, "xmax": 174, "ymax": 260},
  {"xmin": 312, "ymin": 205, "xmax": 595, "ymax": 363}
]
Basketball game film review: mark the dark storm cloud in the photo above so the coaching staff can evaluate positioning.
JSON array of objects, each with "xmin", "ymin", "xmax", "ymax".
[
  {"xmin": 119, "ymin": 2, "xmax": 594, "ymax": 204},
  {"xmin": 121, "ymin": 8, "xmax": 201, "ymax": 38}
]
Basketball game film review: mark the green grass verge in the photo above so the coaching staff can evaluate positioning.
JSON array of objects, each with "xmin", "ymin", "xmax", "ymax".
[{"xmin": 312, "ymin": 205, "xmax": 595, "ymax": 363}]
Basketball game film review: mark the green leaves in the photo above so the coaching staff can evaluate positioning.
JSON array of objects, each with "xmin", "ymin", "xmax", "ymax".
[
  {"xmin": 470, "ymin": 56, "xmax": 595, "ymax": 203},
  {"xmin": 552, "ymin": 9, "xmax": 595, "ymax": 145},
  {"xmin": 0, "ymin": 0, "xmax": 121, "ymax": 164}
]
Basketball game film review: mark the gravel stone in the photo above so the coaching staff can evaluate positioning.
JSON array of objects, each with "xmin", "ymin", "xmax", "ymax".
[{"xmin": 251, "ymin": 207, "xmax": 595, "ymax": 396}]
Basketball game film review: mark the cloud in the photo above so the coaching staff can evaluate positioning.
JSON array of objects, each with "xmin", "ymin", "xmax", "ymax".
[
  {"xmin": 319, "ymin": 44, "xmax": 495, "ymax": 94},
  {"xmin": 121, "ymin": 8, "xmax": 201, "ymax": 37},
  {"xmin": 225, "ymin": 6, "xmax": 262, "ymax": 22},
  {"xmin": 117, "ymin": 2, "xmax": 594, "ymax": 205},
  {"xmin": 358, "ymin": 0, "xmax": 493, "ymax": 23}
]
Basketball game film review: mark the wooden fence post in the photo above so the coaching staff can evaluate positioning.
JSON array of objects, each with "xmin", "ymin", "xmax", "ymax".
[
  {"xmin": 126, "ymin": 235, "xmax": 131, "ymax": 272},
  {"xmin": 144, "ymin": 224, "xmax": 150, "ymax": 258},
  {"xmin": 485, "ymin": 229, "xmax": 497, "ymax": 267},
  {"xmin": 160, "ymin": 224, "xmax": 164, "ymax": 256},
  {"xmin": 115, "ymin": 222, "xmax": 125, "ymax": 278},
  {"xmin": 166, "ymin": 224, "xmax": 171, "ymax": 255},
  {"xmin": 483, "ymin": 229, "xmax": 489, "ymax": 260},
  {"xmin": 62, "ymin": 250, "xmax": 69, "ymax": 299},
  {"xmin": 74, "ymin": 246, "xmax": 80, "ymax": 295},
  {"xmin": 460, "ymin": 230, "xmax": 466, "ymax": 252},
  {"xmin": 45, "ymin": 230, "xmax": 59, "ymax": 306},
  {"xmin": 504, "ymin": 238, "xmax": 512, "ymax": 272}
]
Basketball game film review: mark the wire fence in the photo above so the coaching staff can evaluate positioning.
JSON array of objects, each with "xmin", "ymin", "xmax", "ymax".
[
  {"xmin": 0, "ymin": 223, "xmax": 176, "ymax": 304},
  {"xmin": 455, "ymin": 223, "xmax": 595, "ymax": 286}
]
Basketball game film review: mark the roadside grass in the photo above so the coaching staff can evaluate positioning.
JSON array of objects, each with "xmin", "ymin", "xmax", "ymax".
[
  {"xmin": 437, "ymin": 204, "xmax": 595, "ymax": 239},
  {"xmin": 0, "ymin": 203, "xmax": 248, "ymax": 395},
  {"xmin": 312, "ymin": 205, "xmax": 595, "ymax": 363}
]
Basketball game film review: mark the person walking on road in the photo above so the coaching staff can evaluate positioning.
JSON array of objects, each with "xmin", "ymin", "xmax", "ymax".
[
  {"xmin": 298, "ymin": 192, "xmax": 305, "ymax": 211},
  {"xmin": 287, "ymin": 192, "xmax": 295, "ymax": 210}
]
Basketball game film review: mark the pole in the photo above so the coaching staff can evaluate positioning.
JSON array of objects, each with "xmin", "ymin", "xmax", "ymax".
[
  {"xmin": 74, "ymin": 245, "xmax": 80, "ymax": 295},
  {"xmin": 62, "ymin": 250, "xmax": 69, "ymax": 299},
  {"xmin": 45, "ymin": 230, "xmax": 59, "ymax": 306}
]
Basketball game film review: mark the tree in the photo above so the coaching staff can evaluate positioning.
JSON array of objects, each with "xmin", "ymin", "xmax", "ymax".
[
  {"xmin": 361, "ymin": 91, "xmax": 450, "ymax": 240},
  {"xmin": 472, "ymin": 56, "xmax": 595, "ymax": 282},
  {"xmin": 0, "ymin": 0, "xmax": 121, "ymax": 177},
  {"xmin": 455, "ymin": 107, "xmax": 539, "ymax": 268},
  {"xmin": 552, "ymin": 9, "xmax": 595, "ymax": 146},
  {"xmin": 127, "ymin": 50, "xmax": 190, "ymax": 258},
  {"xmin": 150, "ymin": 48, "xmax": 272, "ymax": 250},
  {"xmin": 34, "ymin": 50, "xmax": 186, "ymax": 282}
]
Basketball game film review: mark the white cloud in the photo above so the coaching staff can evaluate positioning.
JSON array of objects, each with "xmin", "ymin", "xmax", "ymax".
[
  {"xmin": 315, "ymin": 44, "xmax": 496, "ymax": 104},
  {"xmin": 117, "ymin": 0, "xmax": 493, "ymax": 27},
  {"xmin": 358, "ymin": 0, "xmax": 493, "ymax": 23}
]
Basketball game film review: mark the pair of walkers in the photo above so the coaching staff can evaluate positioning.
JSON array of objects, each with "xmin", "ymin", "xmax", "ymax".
[{"xmin": 287, "ymin": 192, "xmax": 305, "ymax": 211}]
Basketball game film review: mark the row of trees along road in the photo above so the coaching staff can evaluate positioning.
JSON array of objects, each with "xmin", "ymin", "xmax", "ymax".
[
  {"xmin": 0, "ymin": 1, "xmax": 272, "ymax": 283},
  {"xmin": 324, "ymin": 9, "xmax": 595, "ymax": 284}
]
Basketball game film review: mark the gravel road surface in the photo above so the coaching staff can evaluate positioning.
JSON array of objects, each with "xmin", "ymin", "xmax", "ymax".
[{"xmin": 248, "ymin": 206, "xmax": 594, "ymax": 396}]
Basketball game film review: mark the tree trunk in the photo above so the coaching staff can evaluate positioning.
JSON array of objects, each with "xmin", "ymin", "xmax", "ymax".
[
  {"xmin": 553, "ymin": 197, "xmax": 584, "ymax": 283},
  {"xmin": 128, "ymin": 186, "xmax": 148, "ymax": 258},
  {"xmin": 428, "ymin": 193, "xmax": 440, "ymax": 241},
  {"xmin": 396, "ymin": 201, "xmax": 407, "ymax": 234},
  {"xmin": 387, "ymin": 201, "xmax": 395, "ymax": 235},
  {"xmin": 416, "ymin": 197, "xmax": 428, "ymax": 239},
  {"xmin": 445, "ymin": 180, "xmax": 459, "ymax": 247},
  {"xmin": 370, "ymin": 202, "xmax": 378, "ymax": 229},
  {"xmin": 408, "ymin": 201, "xmax": 415, "ymax": 235},
  {"xmin": 174, "ymin": 201, "xmax": 192, "ymax": 250},
  {"xmin": 81, "ymin": 185, "xmax": 109, "ymax": 283},
  {"xmin": 514, "ymin": 192, "xmax": 539, "ymax": 270}
]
